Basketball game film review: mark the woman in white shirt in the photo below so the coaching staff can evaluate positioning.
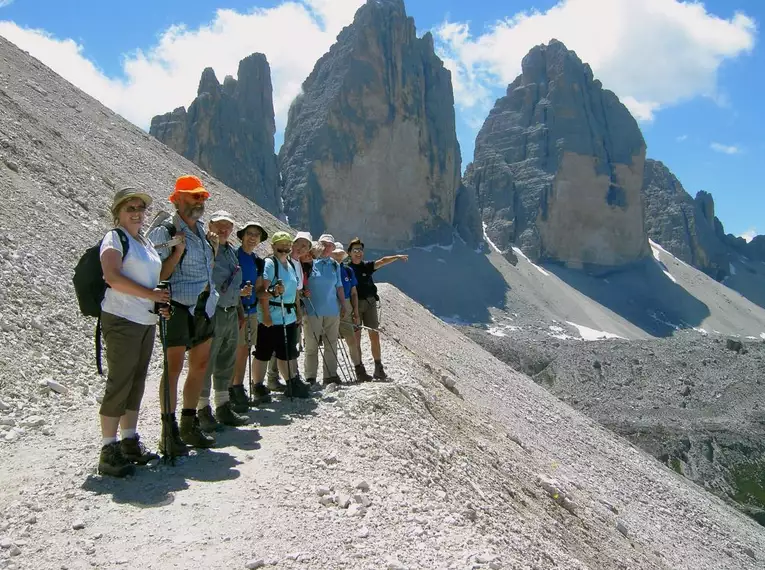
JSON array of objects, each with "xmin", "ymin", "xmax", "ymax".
[{"xmin": 98, "ymin": 187, "xmax": 169, "ymax": 477}]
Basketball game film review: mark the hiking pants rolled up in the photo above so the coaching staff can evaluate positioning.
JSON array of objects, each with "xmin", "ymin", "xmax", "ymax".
[
  {"xmin": 304, "ymin": 315, "xmax": 340, "ymax": 379},
  {"xmin": 100, "ymin": 312, "xmax": 155, "ymax": 417},
  {"xmin": 201, "ymin": 306, "xmax": 239, "ymax": 400},
  {"xmin": 338, "ymin": 299, "xmax": 361, "ymax": 366}
]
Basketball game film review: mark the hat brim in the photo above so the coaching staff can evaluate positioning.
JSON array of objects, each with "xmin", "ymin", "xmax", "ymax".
[
  {"xmin": 236, "ymin": 223, "xmax": 268, "ymax": 242},
  {"xmin": 113, "ymin": 192, "xmax": 153, "ymax": 213},
  {"xmin": 211, "ymin": 216, "xmax": 236, "ymax": 225}
]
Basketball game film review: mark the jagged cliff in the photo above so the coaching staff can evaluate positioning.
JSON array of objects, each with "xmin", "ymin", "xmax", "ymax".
[
  {"xmin": 278, "ymin": 0, "xmax": 480, "ymax": 249},
  {"xmin": 150, "ymin": 53, "xmax": 280, "ymax": 214},
  {"xmin": 465, "ymin": 39, "xmax": 649, "ymax": 267}
]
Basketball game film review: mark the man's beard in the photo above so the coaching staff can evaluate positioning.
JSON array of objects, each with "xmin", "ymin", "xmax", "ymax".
[{"xmin": 183, "ymin": 203, "xmax": 205, "ymax": 220}]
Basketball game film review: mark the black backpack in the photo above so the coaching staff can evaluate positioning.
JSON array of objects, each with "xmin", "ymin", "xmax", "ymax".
[{"xmin": 72, "ymin": 228, "xmax": 129, "ymax": 374}]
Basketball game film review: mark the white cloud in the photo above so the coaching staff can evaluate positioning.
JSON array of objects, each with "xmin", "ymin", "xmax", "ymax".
[
  {"xmin": 676, "ymin": 134, "xmax": 688, "ymax": 142},
  {"xmin": 710, "ymin": 142, "xmax": 742, "ymax": 154},
  {"xmin": 0, "ymin": 0, "xmax": 364, "ymax": 132},
  {"xmin": 0, "ymin": 0, "xmax": 14, "ymax": 8},
  {"xmin": 434, "ymin": 0, "xmax": 756, "ymax": 122},
  {"xmin": 739, "ymin": 228, "xmax": 758, "ymax": 243}
]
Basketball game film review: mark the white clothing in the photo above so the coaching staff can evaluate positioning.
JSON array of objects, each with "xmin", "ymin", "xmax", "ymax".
[{"xmin": 100, "ymin": 228, "xmax": 162, "ymax": 326}]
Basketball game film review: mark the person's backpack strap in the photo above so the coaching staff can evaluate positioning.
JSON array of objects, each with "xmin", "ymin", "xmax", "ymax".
[
  {"xmin": 113, "ymin": 228, "xmax": 130, "ymax": 259},
  {"xmin": 253, "ymin": 254, "xmax": 265, "ymax": 277},
  {"xmin": 95, "ymin": 229, "xmax": 130, "ymax": 376},
  {"xmin": 269, "ymin": 255, "xmax": 279, "ymax": 283},
  {"xmin": 160, "ymin": 220, "xmax": 185, "ymax": 267}
]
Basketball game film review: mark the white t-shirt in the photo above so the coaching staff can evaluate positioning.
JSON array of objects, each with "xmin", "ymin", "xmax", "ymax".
[{"xmin": 100, "ymin": 229, "xmax": 162, "ymax": 326}]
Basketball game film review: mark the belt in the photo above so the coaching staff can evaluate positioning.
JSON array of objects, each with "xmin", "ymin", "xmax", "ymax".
[{"xmin": 219, "ymin": 305, "xmax": 239, "ymax": 313}]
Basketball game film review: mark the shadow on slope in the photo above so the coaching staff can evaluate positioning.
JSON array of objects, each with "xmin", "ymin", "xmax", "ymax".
[
  {"xmin": 361, "ymin": 240, "xmax": 508, "ymax": 324},
  {"xmin": 544, "ymin": 257, "xmax": 711, "ymax": 337},
  {"xmin": 724, "ymin": 259, "xmax": 765, "ymax": 312}
]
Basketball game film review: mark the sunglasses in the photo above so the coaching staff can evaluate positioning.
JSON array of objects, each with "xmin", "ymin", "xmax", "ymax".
[
  {"xmin": 124, "ymin": 205, "xmax": 147, "ymax": 213},
  {"xmin": 186, "ymin": 193, "xmax": 208, "ymax": 202},
  {"xmin": 275, "ymin": 248, "xmax": 291, "ymax": 254},
  {"xmin": 350, "ymin": 248, "xmax": 363, "ymax": 253}
]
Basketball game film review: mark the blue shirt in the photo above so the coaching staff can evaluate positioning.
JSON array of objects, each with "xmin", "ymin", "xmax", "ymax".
[
  {"xmin": 258, "ymin": 257, "xmax": 299, "ymax": 326},
  {"xmin": 238, "ymin": 248, "xmax": 261, "ymax": 315},
  {"xmin": 304, "ymin": 257, "xmax": 343, "ymax": 317},
  {"xmin": 148, "ymin": 214, "xmax": 218, "ymax": 318},
  {"xmin": 340, "ymin": 264, "xmax": 357, "ymax": 299}
]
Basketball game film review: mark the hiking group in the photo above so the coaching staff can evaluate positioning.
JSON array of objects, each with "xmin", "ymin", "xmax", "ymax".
[{"xmin": 75, "ymin": 175, "xmax": 408, "ymax": 477}]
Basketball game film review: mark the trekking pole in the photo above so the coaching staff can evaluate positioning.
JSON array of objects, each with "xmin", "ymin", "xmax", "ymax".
[
  {"xmin": 277, "ymin": 285, "xmax": 294, "ymax": 402},
  {"xmin": 304, "ymin": 297, "xmax": 349, "ymax": 384},
  {"xmin": 338, "ymin": 337, "xmax": 357, "ymax": 384},
  {"xmin": 246, "ymin": 311, "xmax": 256, "ymax": 407},
  {"xmin": 157, "ymin": 281, "xmax": 175, "ymax": 466}
]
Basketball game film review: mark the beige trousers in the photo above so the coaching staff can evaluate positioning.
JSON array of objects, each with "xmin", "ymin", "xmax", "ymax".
[{"xmin": 303, "ymin": 315, "xmax": 340, "ymax": 379}]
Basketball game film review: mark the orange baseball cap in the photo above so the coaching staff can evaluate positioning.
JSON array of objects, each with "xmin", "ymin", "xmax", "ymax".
[{"xmin": 169, "ymin": 174, "xmax": 210, "ymax": 203}]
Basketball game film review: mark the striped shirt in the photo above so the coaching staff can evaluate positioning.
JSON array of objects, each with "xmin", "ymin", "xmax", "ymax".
[{"xmin": 148, "ymin": 214, "xmax": 219, "ymax": 318}]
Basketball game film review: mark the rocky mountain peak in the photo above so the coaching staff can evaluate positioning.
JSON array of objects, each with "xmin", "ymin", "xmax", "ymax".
[
  {"xmin": 150, "ymin": 53, "xmax": 280, "ymax": 214},
  {"xmin": 464, "ymin": 39, "xmax": 649, "ymax": 267},
  {"xmin": 197, "ymin": 67, "xmax": 220, "ymax": 97},
  {"xmin": 278, "ymin": 0, "xmax": 480, "ymax": 249}
]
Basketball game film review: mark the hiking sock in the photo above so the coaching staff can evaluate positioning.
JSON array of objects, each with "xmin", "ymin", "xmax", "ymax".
[
  {"xmin": 102, "ymin": 436, "xmax": 117, "ymax": 446},
  {"xmin": 214, "ymin": 390, "xmax": 230, "ymax": 409},
  {"xmin": 120, "ymin": 428, "xmax": 136, "ymax": 440},
  {"xmin": 197, "ymin": 397, "xmax": 210, "ymax": 411},
  {"xmin": 181, "ymin": 408, "xmax": 197, "ymax": 418}
]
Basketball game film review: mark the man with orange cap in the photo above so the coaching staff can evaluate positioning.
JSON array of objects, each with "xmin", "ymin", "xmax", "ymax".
[{"xmin": 148, "ymin": 174, "xmax": 221, "ymax": 455}]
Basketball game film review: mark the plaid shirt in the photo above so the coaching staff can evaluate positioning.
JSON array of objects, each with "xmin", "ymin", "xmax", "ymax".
[{"xmin": 148, "ymin": 213, "xmax": 219, "ymax": 318}]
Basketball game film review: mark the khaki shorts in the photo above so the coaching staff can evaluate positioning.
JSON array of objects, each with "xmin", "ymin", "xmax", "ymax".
[
  {"xmin": 238, "ymin": 313, "xmax": 259, "ymax": 347},
  {"xmin": 357, "ymin": 297, "xmax": 379, "ymax": 330},
  {"xmin": 339, "ymin": 299, "xmax": 355, "ymax": 338}
]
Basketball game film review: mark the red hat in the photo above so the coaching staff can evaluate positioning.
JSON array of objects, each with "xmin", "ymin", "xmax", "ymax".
[{"xmin": 170, "ymin": 175, "xmax": 210, "ymax": 203}]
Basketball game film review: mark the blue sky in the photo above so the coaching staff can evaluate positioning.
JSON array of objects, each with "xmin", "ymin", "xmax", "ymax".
[{"xmin": 0, "ymin": 0, "xmax": 761, "ymax": 239}]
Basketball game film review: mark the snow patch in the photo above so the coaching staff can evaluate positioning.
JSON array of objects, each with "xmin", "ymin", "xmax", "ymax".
[
  {"xmin": 693, "ymin": 328, "xmax": 709, "ymax": 335},
  {"xmin": 649, "ymin": 240, "xmax": 677, "ymax": 282},
  {"xmin": 566, "ymin": 321, "xmax": 625, "ymax": 341},
  {"xmin": 761, "ymin": 333, "xmax": 765, "ymax": 340},
  {"xmin": 649, "ymin": 239, "xmax": 690, "ymax": 268},
  {"xmin": 512, "ymin": 247, "xmax": 550, "ymax": 276},
  {"xmin": 482, "ymin": 222, "xmax": 501, "ymax": 253},
  {"xmin": 729, "ymin": 263, "xmax": 737, "ymax": 276},
  {"xmin": 548, "ymin": 325, "xmax": 575, "ymax": 340}
]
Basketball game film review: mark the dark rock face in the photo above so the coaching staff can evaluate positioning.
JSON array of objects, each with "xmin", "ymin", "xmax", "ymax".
[
  {"xmin": 464, "ymin": 39, "xmax": 649, "ymax": 267},
  {"xmin": 278, "ymin": 0, "xmax": 480, "ymax": 249},
  {"xmin": 642, "ymin": 159, "xmax": 730, "ymax": 279},
  {"xmin": 150, "ymin": 54, "xmax": 280, "ymax": 214},
  {"xmin": 642, "ymin": 159, "xmax": 765, "ymax": 280}
]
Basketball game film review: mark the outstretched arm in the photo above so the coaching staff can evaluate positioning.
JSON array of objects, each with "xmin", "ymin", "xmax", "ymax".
[{"xmin": 373, "ymin": 254, "xmax": 408, "ymax": 271}]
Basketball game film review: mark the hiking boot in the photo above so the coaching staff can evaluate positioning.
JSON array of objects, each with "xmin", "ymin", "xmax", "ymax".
[
  {"xmin": 324, "ymin": 376, "xmax": 341, "ymax": 386},
  {"xmin": 98, "ymin": 442, "xmax": 135, "ymax": 478},
  {"xmin": 285, "ymin": 377, "xmax": 311, "ymax": 399},
  {"xmin": 373, "ymin": 361, "xmax": 387, "ymax": 380},
  {"xmin": 229, "ymin": 385, "xmax": 250, "ymax": 414},
  {"xmin": 198, "ymin": 405, "xmax": 223, "ymax": 433},
  {"xmin": 215, "ymin": 401, "xmax": 249, "ymax": 427},
  {"xmin": 266, "ymin": 376, "xmax": 285, "ymax": 393},
  {"xmin": 251, "ymin": 382, "xmax": 272, "ymax": 406},
  {"xmin": 121, "ymin": 435, "xmax": 159, "ymax": 465},
  {"xmin": 159, "ymin": 416, "xmax": 190, "ymax": 457},
  {"xmin": 180, "ymin": 415, "xmax": 216, "ymax": 448},
  {"xmin": 355, "ymin": 364, "xmax": 373, "ymax": 383}
]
